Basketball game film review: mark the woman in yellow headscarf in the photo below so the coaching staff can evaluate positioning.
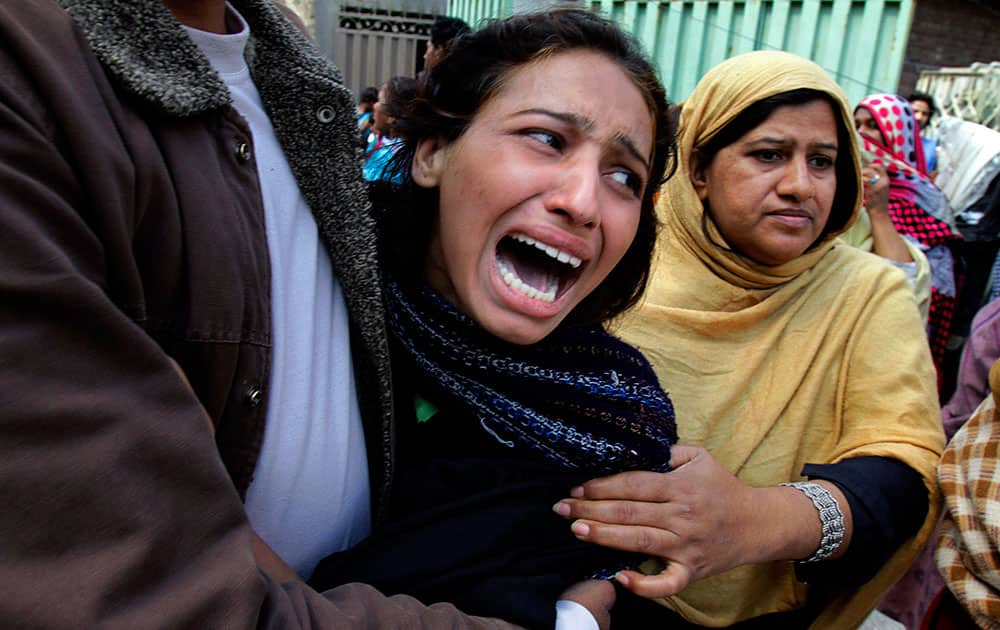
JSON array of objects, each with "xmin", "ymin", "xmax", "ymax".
[{"xmin": 554, "ymin": 51, "xmax": 945, "ymax": 627}]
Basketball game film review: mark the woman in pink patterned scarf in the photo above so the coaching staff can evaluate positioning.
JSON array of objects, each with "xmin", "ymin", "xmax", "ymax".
[{"xmin": 855, "ymin": 93, "xmax": 962, "ymax": 387}]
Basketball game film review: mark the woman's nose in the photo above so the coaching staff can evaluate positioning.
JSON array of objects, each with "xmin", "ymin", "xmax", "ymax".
[
  {"xmin": 777, "ymin": 157, "xmax": 814, "ymax": 201},
  {"xmin": 545, "ymin": 164, "xmax": 601, "ymax": 228}
]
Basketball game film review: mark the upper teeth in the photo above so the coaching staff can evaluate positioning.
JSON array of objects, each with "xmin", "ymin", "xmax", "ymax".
[{"xmin": 511, "ymin": 233, "xmax": 582, "ymax": 268}]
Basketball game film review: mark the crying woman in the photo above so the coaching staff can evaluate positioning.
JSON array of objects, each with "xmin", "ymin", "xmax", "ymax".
[{"xmin": 308, "ymin": 10, "xmax": 679, "ymax": 629}]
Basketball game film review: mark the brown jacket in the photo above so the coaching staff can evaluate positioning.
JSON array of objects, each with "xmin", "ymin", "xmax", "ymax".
[{"xmin": 0, "ymin": 0, "xmax": 515, "ymax": 626}]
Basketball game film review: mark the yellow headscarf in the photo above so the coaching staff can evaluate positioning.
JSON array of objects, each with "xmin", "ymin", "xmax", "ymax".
[{"xmin": 616, "ymin": 51, "xmax": 944, "ymax": 627}]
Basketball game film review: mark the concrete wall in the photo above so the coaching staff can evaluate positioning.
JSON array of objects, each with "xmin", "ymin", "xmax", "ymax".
[{"xmin": 897, "ymin": 0, "xmax": 1000, "ymax": 95}]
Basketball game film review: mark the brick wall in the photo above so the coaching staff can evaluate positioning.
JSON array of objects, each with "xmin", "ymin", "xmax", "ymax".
[{"xmin": 897, "ymin": 0, "xmax": 1000, "ymax": 95}]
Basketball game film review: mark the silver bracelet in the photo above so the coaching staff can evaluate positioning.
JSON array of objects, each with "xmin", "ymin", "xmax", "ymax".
[{"xmin": 779, "ymin": 481, "xmax": 845, "ymax": 563}]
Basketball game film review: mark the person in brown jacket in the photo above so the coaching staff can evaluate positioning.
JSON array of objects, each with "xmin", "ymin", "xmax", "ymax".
[{"xmin": 0, "ymin": 0, "xmax": 611, "ymax": 627}]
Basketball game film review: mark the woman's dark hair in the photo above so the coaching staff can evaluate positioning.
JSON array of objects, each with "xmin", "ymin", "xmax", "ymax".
[
  {"xmin": 430, "ymin": 15, "xmax": 471, "ymax": 50},
  {"xmin": 375, "ymin": 9, "xmax": 677, "ymax": 328},
  {"xmin": 359, "ymin": 86, "xmax": 379, "ymax": 108},
  {"xmin": 907, "ymin": 91, "xmax": 938, "ymax": 119},
  {"xmin": 378, "ymin": 76, "xmax": 418, "ymax": 135},
  {"xmin": 693, "ymin": 88, "xmax": 858, "ymax": 254}
]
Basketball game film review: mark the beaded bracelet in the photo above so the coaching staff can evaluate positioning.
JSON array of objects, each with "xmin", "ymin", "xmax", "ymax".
[{"xmin": 779, "ymin": 481, "xmax": 845, "ymax": 563}]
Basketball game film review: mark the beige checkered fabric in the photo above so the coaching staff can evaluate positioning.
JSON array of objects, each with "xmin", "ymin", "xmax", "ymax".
[{"xmin": 936, "ymin": 361, "xmax": 1000, "ymax": 629}]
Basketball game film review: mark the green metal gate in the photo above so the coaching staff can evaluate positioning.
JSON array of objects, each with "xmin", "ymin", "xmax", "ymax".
[{"xmin": 448, "ymin": 0, "xmax": 916, "ymax": 107}]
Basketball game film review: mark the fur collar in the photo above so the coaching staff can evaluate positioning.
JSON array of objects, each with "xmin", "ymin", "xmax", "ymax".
[{"xmin": 58, "ymin": 0, "xmax": 345, "ymax": 117}]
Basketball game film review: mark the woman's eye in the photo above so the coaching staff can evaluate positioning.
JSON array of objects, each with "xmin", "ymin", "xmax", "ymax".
[
  {"xmin": 755, "ymin": 149, "xmax": 783, "ymax": 162},
  {"xmin": 523, "ymin": 129, "xmax": 563, "ymax": 150},
  {"xmin": 809, "ymin": 155, "xmax": 835, "ymax": 169},
  {"xmin": 608, "ymin": 169, "xmax": 643, "ymax": 196}
]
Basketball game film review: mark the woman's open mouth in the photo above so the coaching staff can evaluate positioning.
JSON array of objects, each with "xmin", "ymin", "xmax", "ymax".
[{"xmin": 494, "ymin": 232, "xmax": 584, "ymax": 303}]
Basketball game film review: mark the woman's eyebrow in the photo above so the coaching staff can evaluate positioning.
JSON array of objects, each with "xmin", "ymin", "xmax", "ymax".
[
  {"xmin": 514, "ymin": 107, "xmax": 651, "ymax": 171},
  {"xmin": 514, "ymin": 107, "xmax": 592, "ymax": 130},
  {"xmin": 748, "ymin": 136, "xmax": 792, "ymax": 147},
  {"xmin": 748, "ymin": 137, "xmax": 838, "ymax": 152},
  {"xmin": 613, "ymin": 131, "xmax": 651, "ymax": 173}
]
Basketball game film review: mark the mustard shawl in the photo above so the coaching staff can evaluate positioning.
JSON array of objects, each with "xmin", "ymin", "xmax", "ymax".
[
  {"xmin": 616, "ymin": 51, "xmax": 945, "ymax": 628},
  {"xmin": 840, "ymin": 209, "xmax": 931, "ymax": 318}
]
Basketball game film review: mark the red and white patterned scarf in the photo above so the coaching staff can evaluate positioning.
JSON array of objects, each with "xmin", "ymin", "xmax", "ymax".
[{"xmin": 857, "ymin": 93, "xmax": 951, "ymax": 226}]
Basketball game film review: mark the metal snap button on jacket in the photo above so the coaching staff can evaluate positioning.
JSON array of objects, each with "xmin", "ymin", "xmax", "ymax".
[
  {"xmin": 235, "ymin": 141, "xmax": 252, "ymax": 162},
  {"xmin": 316, "ymin": 105, "xmax": 336, "ymax": 123},
  {"xmin": 245, "ymin": 385, "xmax": 263, "ymax": 407}
]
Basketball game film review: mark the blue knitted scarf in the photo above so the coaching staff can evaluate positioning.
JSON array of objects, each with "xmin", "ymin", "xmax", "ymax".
[{"xmin": 384, "ymin": 275, "xmax": 677, "ymax": 475}]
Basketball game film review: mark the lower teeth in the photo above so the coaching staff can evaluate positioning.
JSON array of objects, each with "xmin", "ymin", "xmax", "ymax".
[{"xmin": 497, "ymin": 260, "xmax": 557, "ymax": 303}]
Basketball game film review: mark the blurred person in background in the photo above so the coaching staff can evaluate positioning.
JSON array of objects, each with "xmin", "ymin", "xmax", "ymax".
[
  {"xmin": 423, "ymin": 15, "xmax": 470, "ymax": 72},
  {"xmin": 855, "ymin": 93, "xmax": 962, "ymax": 390},
  {"xmin": 909, "ymin": 92, "xmax": 941, "ymax": 176},
  {"xmin": 356, "ymin": 85, "xmax": 379, "ymax": 145},
  {"xmin": 363, "ymin": 76, "xmax": 417, "ymax": 182}
]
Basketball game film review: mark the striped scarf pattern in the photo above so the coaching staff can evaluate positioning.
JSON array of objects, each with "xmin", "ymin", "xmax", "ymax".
[{"xmin": 384, "ymin": 275, "xmax": 677, "ymax": 475}]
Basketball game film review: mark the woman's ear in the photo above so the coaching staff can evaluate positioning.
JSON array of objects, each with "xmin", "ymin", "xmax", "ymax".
[
  {"xmin": 689, "ymin": 150, "xmax": 709, "ymax": 202},
  {"xmin": 412, "ymin": 137, "xmax": 450, "ymax": 188}
]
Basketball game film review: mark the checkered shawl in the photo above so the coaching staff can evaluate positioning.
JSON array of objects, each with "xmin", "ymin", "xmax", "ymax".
[{"xmin": 936, "ymin": 360, "xmax": 1000, "ymax": 628}]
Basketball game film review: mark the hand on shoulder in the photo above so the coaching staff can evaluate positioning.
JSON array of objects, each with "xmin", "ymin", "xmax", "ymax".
[{"xmin": 553, "ymin": 445, "xmax": 759, "ymax": 598}]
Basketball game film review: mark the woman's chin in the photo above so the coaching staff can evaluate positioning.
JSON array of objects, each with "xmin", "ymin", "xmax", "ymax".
[
  {"xmin": 475, "ymin": 294, "xmax": 570, "ymax": 345},
  {"xmin": 485, "ymin": 320, "xmax": 557, "ymax": 346}
]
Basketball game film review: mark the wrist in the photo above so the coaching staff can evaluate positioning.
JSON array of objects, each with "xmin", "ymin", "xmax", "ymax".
[
  {"xmin": 748, "ymin": 484, "xmax": 839, "ymax": 564},
  {"xmin": 779, "ymin": 481, "xmax": 845, "ymax": 562},
  {"xmin": 555, "ymin": 600, "xmax": 599, "ymax": 630},
  {"xmin": 865, "ymin": 200, "xmax": 890, "ymax": 218},
  {"xmin": 740, "ymin": 486, "xmax": 811, "ymax": 564}
]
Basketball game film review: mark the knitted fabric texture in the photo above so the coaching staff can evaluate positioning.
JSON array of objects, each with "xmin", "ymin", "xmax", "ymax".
[{"xmin": 384, "ymin": 275, "xmax": 677, "ymax": 476}]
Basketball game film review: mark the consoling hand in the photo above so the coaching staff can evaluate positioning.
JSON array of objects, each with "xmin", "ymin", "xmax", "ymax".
[{"xmin": 553, "ymin": 445, "xmax": 766, "ymax": 598}]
